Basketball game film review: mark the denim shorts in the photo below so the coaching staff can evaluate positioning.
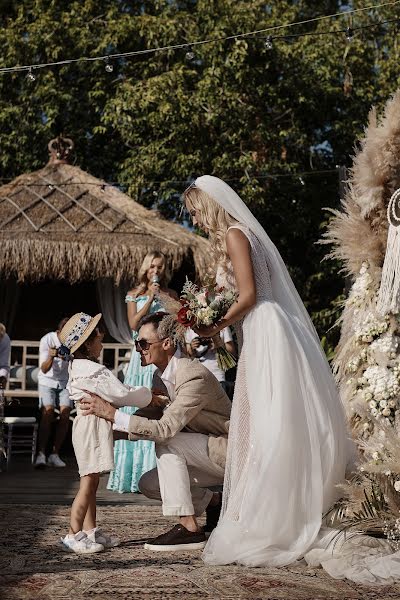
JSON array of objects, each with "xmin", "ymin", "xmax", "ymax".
[{"xmin": 38, "ymin": 385, "xmax": 72, "ymax": 408}]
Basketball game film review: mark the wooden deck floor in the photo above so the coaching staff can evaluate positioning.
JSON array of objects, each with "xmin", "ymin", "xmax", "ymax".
[{"xmin": 0, "ymin": 453, "xmax": 160, "ymax": 505}]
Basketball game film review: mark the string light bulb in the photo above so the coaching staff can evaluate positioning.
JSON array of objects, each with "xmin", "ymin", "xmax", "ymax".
[
  {"xmin": 0, "ymin": 7, "xmax": 396, "ymax": 78},
  {"xmin": 26, "ymin": 67, "xmax": 35, "ymax": 82},
  {"xmin": 104, "ymin": 57, "xmax": 114, "ymax": 72},
  {"xmin": 299, "ymin": 176, "xmax": 305, "ymax": 186},
  {"xmin": 345, "ymin": 27, "xmax": 354, "ymax": 42},
  {"xmin": 265, "ymin": 36, "xmax": 273, "ymax": 50},
  {"xmin": 185, "ymin": 46, "xmax": 195, "ymax": 61}
]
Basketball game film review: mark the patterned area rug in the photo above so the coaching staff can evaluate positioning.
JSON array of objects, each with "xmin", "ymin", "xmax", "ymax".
[{"xmin": 1, "ymin": 504, "xmax": 400, "ymax": 600}]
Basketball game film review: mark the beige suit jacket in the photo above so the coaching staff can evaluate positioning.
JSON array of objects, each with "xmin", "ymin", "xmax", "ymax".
[{"xmin": 127, "ymin": 357, "xmax": 231, "ymax": 469}]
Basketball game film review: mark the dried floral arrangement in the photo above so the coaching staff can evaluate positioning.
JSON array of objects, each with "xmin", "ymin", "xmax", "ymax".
[{"xmin": 325, "ymin": 90, "xmax": 400, "ymax": 541}]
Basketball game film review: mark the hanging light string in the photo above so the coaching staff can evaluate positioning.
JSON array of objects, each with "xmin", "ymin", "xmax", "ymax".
[
  {"xmin": 263, "ymin": 16, "xmax": 399, "ymax": 42},
  {"xmin": 0, "ymin": 0, "xmax": 398, "ymax": 75},
  {"xmin": 0, "ymin": 168, "xmax": 340, "ymax": 188}
]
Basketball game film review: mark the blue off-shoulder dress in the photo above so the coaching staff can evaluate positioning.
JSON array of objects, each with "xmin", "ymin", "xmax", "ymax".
[{"xmin": 107, "ymin": 294, "xmax": 164, "ymax": 493}]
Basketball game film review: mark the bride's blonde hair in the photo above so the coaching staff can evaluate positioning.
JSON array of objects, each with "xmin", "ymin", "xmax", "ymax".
[{"xmin": 184, "ymin": 186, "xmax": 237, "ymax": 276}]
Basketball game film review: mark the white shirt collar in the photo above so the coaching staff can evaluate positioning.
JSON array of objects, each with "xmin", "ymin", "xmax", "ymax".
[{"xmin": 159, "ymin": 350, "xmax": 181, "ymax": 402}]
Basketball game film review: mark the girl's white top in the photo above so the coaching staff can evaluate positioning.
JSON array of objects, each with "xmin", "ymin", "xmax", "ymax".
[{"xmin": 67, "ymin": 358, "xmax": 152, "ymax": 410}]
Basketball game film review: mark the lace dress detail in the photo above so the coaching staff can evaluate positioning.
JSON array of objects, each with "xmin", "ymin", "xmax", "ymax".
[
  {"xmin": 216, "ymin": 224, "xmax": 273, "ymax": 352},
  {"xmin": 217, "ymin": 225, "xmax": 274, "ymax": 520},
  {"xmin": 217, "ymin": 225, "xmax": 273, "ymax": 300},
  {"xmin": 71, "ymin": 366, "xmax": 111, "ymax": 388}
]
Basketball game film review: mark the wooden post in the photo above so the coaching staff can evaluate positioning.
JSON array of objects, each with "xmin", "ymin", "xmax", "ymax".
[{"xmin": 0, "ymin": 387, "xmax": 5, "ymax": 471}]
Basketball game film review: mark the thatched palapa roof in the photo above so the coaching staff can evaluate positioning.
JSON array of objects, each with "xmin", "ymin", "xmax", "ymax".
[{"xmin": 0, "ymin": 138, "xmax": 210, "ymax": 284}]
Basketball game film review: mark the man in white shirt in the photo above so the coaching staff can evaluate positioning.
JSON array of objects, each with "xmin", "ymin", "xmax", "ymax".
[
  {"xmin": 0, "ymin": 323, "xmax": 11, "ymax": 390},
  {"xmin": 185, "ymin": 327, "xmax": 236, "ymax": 393},
  {"xmin": 81, "ymin": 312, "xmax": 231, "ymax": 552},
  {"xmin": 34, "ymin": 318, "xmax": 72, "ymax": 468}
]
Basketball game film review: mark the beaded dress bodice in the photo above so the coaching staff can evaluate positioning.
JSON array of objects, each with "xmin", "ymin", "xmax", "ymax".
[
  {"xmin": 216, "ymin": 224, "xmax": 274, "ymax": 305},
  {"xmin": 216, "ymin": 224, "xmax": 274, "ymax": 353}
]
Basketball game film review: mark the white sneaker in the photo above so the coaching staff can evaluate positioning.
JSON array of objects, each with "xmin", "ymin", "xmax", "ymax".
[
  {"xmin": 47, "ymin": 453, "xmax": 66, "ymax": 467},
  {"xmin": 85, "ymin": 527, "xmax": 120, "ymax": 548},
  {"xmin": 34, "ymin": 452, "xmax": 47, "ymax": 468},
  {"xmin": 61, "ymin": 531, "xmax": 104, "ymax": 554}
]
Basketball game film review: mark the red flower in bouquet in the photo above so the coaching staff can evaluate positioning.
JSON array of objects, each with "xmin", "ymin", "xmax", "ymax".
[{"xmin": 177, "ymin": 305, "xmax": 195, "ymax": 327}]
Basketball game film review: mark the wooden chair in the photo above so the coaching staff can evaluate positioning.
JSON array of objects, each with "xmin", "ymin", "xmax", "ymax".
[{"xmin": 3, "ymin": 417, "xmax": 38, "ymax": 469}]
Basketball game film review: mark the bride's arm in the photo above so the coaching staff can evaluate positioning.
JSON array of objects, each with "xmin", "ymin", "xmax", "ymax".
[{"xmin": 196, "ymin": 228, "xmax": 257, "ymax": 336}]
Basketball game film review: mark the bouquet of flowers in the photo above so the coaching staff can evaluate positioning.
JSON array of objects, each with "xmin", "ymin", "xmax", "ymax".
[{"xmin": 179, "ymin": 278, "xmax": 238, "ymax": 371}]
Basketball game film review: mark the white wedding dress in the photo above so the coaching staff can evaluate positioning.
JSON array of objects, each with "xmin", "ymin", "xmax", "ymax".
[
  {"xmin": 191, "ymin": 176, "xmax": 400, "ymax": 584},
  {"xmin": 202, "ymin": 223, "xmax": 349, "ymax": 567}
]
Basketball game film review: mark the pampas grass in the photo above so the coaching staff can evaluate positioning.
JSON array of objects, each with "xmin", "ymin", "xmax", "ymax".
[
  {"xmin": 326, "ymin": 91, "xmax": 400, "ymax": 282},
  {"xmin": 324, "ymin": 91, "xmax": 400, "ymax": 541}
]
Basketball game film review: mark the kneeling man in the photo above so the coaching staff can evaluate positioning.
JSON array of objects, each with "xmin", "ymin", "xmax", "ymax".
[{"xmin": 81, "ymin": 312, "xmax": 231, "ymax": 551}]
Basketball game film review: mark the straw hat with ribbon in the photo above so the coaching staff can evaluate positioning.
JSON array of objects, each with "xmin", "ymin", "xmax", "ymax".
[{"xmin": 58, "ymin": 312, "xmax": 102, "ymax": 357}]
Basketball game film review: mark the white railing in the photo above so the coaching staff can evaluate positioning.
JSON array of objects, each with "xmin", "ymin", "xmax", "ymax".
[{"xmin": 4, "ymin": 340, "xmax": 133, "ymax": 398}]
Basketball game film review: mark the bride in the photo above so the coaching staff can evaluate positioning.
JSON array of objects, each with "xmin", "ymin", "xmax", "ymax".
[{"xmin": 184, "ymin": 175, "xmax": 350, "ymax": 568}]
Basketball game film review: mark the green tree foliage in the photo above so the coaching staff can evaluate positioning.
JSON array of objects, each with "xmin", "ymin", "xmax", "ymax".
[{"xmin": 1, "ymin": 1, "xmax": 400, "ymax": 351}]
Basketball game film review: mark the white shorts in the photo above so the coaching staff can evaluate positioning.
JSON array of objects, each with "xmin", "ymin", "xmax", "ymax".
[{"xmin": 38, "ymin": 385, "xmax": 72, "ymax": 408}]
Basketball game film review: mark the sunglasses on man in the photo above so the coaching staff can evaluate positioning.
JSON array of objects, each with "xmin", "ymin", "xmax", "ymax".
[{"xmin": 135, "ymin": 337, "xmax": 167, "ymax": 351}]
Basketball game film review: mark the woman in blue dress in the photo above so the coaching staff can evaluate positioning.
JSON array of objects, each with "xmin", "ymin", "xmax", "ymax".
[{"xmin": 107, "ymin": 251, "xmax": 178, "ymax": 493}]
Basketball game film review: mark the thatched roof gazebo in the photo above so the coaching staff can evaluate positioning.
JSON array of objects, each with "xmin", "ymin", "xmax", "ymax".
[
  {"xmin": 0, "ymin": 137, "xmax": 210, "ymax": 284},
  {"xmin": 0, "ymin": 137, "xmax": 210, "ymax": 340}
]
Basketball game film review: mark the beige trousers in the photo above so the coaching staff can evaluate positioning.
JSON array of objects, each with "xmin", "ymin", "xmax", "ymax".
[{"xmin": 139, "ymin": 431, "xmax": 225, "ymax": 516}]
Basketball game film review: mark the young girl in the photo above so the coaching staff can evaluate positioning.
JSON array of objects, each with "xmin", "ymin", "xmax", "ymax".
[
  {"xmin": 108, "ymin": 251, "xmax": 178, "ymax": 494},
  {"xmin": 59, "ymin": 312, "xmax": 154, "ymax": 554}
]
